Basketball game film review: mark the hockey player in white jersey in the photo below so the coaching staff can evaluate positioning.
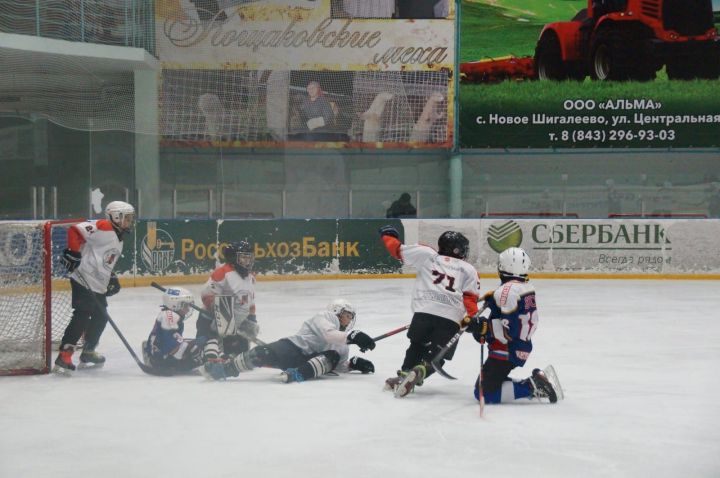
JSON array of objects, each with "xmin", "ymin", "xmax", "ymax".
[
  {"xmin": 202, "ymin": 299, "xmax": 376, "ymax": 382},
  {"xmin": 53, "ymin": 200, "xmax": 134, "ymax": 373},
  {"xmin": 142, "ymin": 287, "xmax": 204, "ymax": 374},
  {"xmin": 197, "ymin": 240, "xmax": 260, "ymax": 362},
  {"xmin": 468, "ymin": 247, "xmax": 562, "ymax": 403},
  {"xmin": 379, "ymin": 226, "xmax": 481, "ymax": 398}
]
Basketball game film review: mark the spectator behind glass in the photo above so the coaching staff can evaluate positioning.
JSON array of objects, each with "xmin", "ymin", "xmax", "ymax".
[
  {"xmin": 386, "ymin": 192, "xmax": 417, "ymax": 218},
  {"xmin": 294, "ymin": 81, "xmax": 344, "ymax": 141}
]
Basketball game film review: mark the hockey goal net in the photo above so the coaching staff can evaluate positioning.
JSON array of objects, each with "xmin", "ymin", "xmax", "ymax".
[{"xmin": 0, "ymin": 220, "xmax": 79, "ymax": 375}]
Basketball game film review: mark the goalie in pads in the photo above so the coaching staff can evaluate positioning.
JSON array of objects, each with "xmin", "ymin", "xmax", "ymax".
[
  {"xmin": 197, "ymin": 241, "xmax": 260, "ymax": 362},
  {"xmin": 143, "ymin": 287, "xmax": 204, "ymax": 374}
]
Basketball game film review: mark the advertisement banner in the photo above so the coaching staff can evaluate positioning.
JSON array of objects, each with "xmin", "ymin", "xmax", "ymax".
[
  {"xmin": 411, "ymin": 218, "xmax": 720, "ymax": 275},
  {"xmin": 337, "ymin": 219, "xmax": 403, "ymax": 273},
  {"xmin": 135, "ymin": 220, "xmax": 219, "ymax": 276},
  {"xmin": 219, "ymin": 219, "xmax": 338, "ymax": 274},
  {"xmin": 156, "ymin": 0, "xmax": 456, "ymax": 148},
  {"xmin": 132, "ymin": 219, "xmax": 403, "ymax": 278},
  {"xmin": 459, "ymin": 0, "xmax": 720, "ymax": 149},
  {"xmin": 128, "ymin": 218, "xmax": 720, "ymax": 280}
]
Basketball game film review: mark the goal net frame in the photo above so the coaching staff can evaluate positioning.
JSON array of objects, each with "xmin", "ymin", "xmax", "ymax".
[{"xmin": 0, "ymin": 219, "xmax": 81, "ymax": 376}]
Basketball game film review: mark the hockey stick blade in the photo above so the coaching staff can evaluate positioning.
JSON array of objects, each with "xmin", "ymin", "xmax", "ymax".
[
  {"xmin": 104, "ymin": 318, "xmax": 174, "ymax": 377},
  {"xmin": 76, "ymin": 275, "xmax": 173, "ymax": 377},
  {"xmin": 429, "ymin": 327, "xmax": 467, "ymax": 380},
  {"xmin": 150, "ymin": 281, "xmax": 266, "ymax": 346},
  {"xmin": 431, "ymin": 305, "xmax": 489, "ymax": 381},
  {"xmin": 431, "ymin": 358, "xmax": 458, "ymax": 380}
]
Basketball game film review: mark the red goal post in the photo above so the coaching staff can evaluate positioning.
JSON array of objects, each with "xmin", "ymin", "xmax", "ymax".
[{"xmin": 0, "ymin": 219, "xmax": 81, "ymax": 375}]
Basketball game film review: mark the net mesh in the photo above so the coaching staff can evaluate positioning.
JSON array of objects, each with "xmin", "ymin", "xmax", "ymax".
[
  {"xmin": 0, "ymin": 48, "xmax": 137, "ymax": 132},
  {"xmin": 160, "ymin": 69, "xmax": 450, "ymax": 144},
  {"xmin": 0, "ymin": 221, "xmax": 74, "ymax": 375},
  {"xmin": 0, "ymin": 0, "xmax": 152, "ymax": 132},
  {"xmin": 0, "ymin": 0, "xmax": 155, "ymax": 51},
  {"xmin": 0, "ymin": 0, "xmax": 453, "ymax": 146}
]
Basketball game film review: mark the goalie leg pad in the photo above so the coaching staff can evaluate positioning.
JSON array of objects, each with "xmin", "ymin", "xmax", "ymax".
[
  {"xmin": 203, "ymin": 339, "xmax": 220, "ymax": 361},
  {"xmin": 233, "ymin": 351, "xmax": 255, "ymax": 372},
  {"xmin": 299, "ymin": 350, "xmax": 340, "ymax": 380},
  {"xmin": 214, "ymin": 296, "xmax": 237, "ymax": 338}
]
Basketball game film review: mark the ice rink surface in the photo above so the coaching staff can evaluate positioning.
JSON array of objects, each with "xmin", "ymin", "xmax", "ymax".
[{"xmin": 1, "ymin": 278, "xmax": 719, "ymax": 478}]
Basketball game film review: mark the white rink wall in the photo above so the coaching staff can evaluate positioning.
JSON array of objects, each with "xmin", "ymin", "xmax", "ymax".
[{"xmin": 402, "ymin": 218, "xmax": 720, "ymax": 276}]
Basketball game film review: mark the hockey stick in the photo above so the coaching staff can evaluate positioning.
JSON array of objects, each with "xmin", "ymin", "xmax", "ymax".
[
  {"xmin": 478, "ymin": 340, "xmax": 485, "ymax": 417},
  {"xmin": 73, "ymin": 273, "xmax": 173, "ymax": 377},
  {"xmin": 429, "ymin": 326, "xmax": 467, "ymax": 380},
  {"xmin": 149, "ymin": 282, "xmax": 266, "ymax": 346},
  {"xmin": 372, "ymin": 324, "xmax": 409, "ymax": 342},
  {"xmin": 431, "ymin": 305, "xmax": 489, "ymax": 380}
]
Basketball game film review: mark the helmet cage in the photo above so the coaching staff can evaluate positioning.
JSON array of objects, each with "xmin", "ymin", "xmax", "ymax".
[
  {"xmin": 162, "ymin": 287, "xmax": 195, "ymax": 319},
  {"xmin": 328, "ymin": 299, "xmax": 356, "ymax": 331},
  {"xmin": 105, "ymin": 201, "xmax": 135, "ymax": 232},
  {"xmin": 222, "ymin": 241, "xmax": 255, "ymax": 272}
]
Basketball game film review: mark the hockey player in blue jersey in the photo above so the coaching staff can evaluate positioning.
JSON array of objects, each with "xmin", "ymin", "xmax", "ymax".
[
  {"xmin": 468, "ymin": 247, "xmax": 563, "ymax": 404},
  {"xmin": 143, "ymin": 287, "xmax": 204, "ymax": 374}
]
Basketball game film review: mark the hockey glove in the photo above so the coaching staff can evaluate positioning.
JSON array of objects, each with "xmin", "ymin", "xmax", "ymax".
[
  {"xmin": 378, "ymin": 225, "xmax": 399, "ymax": 239},
  {"xmin": 105, "ymin": 273, "xmax": 121, "ymax": 297},
  {"xmin": 347, "ymin": 330, "xmax": 376, "ymax": 352},
  {"xmin": 61, "ymin": 248, "xmax": 81, "ymax": 273},
  {"xmin": 349, "ymin": 356, "xmax": 375, "ymax": 374},
  {"xmin": 238, "ymin": 316, "xmax": 259, "ymax": 339},
  {"xmin": 465, "ymin": 314, "xmax": 489, "ymax": 343}
]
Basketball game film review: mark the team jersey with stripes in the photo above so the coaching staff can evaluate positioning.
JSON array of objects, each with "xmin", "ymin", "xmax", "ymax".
[{"xmin": 67, "ymin": 219, "xmax": 123, "ymax": 294}]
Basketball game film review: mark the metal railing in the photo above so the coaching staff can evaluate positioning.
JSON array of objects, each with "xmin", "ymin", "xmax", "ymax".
[
  {"xmin": 21, "ymin": 182, "xmax": 720, "ymax": 220},
  {"xmin": 0, "ymin": 0, "xmax": 156, "ymax": 56}
]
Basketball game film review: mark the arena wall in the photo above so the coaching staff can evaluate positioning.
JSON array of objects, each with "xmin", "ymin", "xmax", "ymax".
[{"xmin": 93, "ymin": 218, "xmax": 720, "ymax": 285}]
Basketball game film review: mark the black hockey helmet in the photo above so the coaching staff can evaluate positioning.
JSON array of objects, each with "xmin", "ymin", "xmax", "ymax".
[
  {"xmin": 438, "ymin": 231, "xmax": 470, "ymax": 260},
  {"xmin": 222, "ymin": 240, "xmax": 254, "ymax": 276}
]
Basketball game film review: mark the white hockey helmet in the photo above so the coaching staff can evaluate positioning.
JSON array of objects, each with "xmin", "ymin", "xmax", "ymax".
[
  {"xmin": 498, "ymin": 247, "xmax": 531, "ymax": 281},
  {"xmin": 163, "ymin": 287, "xmax": 195, "ymax": 317},
  {"xmin": 105, "ymin": 201, "xmax": 135, "ymax": 233},
  {"xmin": 327, "ymin": 298, "xmax": 356, "ymax": 331}
]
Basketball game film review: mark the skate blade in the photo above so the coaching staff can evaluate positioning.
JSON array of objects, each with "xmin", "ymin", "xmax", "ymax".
[
  {"xmin": 274, "ymin": 372, "xmax": 290, "ymax": 383},
  {"xmin": 383, "ymin": 378, "xmax": 399, "ymax": 392},
  {"xmin": 543, "ymin": 365, "xmax": 564, "ymax": 401},
  {"xmin": 77, "ymin": 362, "xmax": 105, "ymax": 370},
  {"xmin": 393, "ymin": 370, "xmax": 417, "ymax": 398},
  {"xmin": 52, "ymin": 365, "xmax": 74, "ymax": 376}
]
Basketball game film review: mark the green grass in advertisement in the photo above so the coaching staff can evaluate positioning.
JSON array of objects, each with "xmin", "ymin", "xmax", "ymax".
[{"xmin": 459, "ymin": 0, "xmax": 720, "ymax": 148}]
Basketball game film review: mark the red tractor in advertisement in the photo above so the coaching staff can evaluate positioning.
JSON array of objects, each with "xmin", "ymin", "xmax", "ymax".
[{"xmin": 534, "ymin": 0, "xmax": 720, "ymax": 81}]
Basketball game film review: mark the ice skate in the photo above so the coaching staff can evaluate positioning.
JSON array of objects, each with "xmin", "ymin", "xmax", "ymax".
[
  {"xmin": 541, "ymin": 365, "xmax": 564, "ymax": 401},
  {"xmin": 529, "ymin": 368, "xmax": 559, "ymax": 403},
  {"xmin": 383, "ymin": 370, "xmax": 407, "ymax": 392},
  {"xmin": 78, "ymin": 349, "xmax": 106, "ymax": 369},
  {"xmin": 276, "ymin": 368, "xmax": 304, "ymax": 384},
  {"xmin": 394, "ymin": 364, "xmax": 426, "ymax": 398},
  {"xmin": 201, "ymin": 359, "xmax": 229, "ymax": 381},
  {"xmin": 52, "ymin": 346, "xmax": 76, "ymax": 374}
]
